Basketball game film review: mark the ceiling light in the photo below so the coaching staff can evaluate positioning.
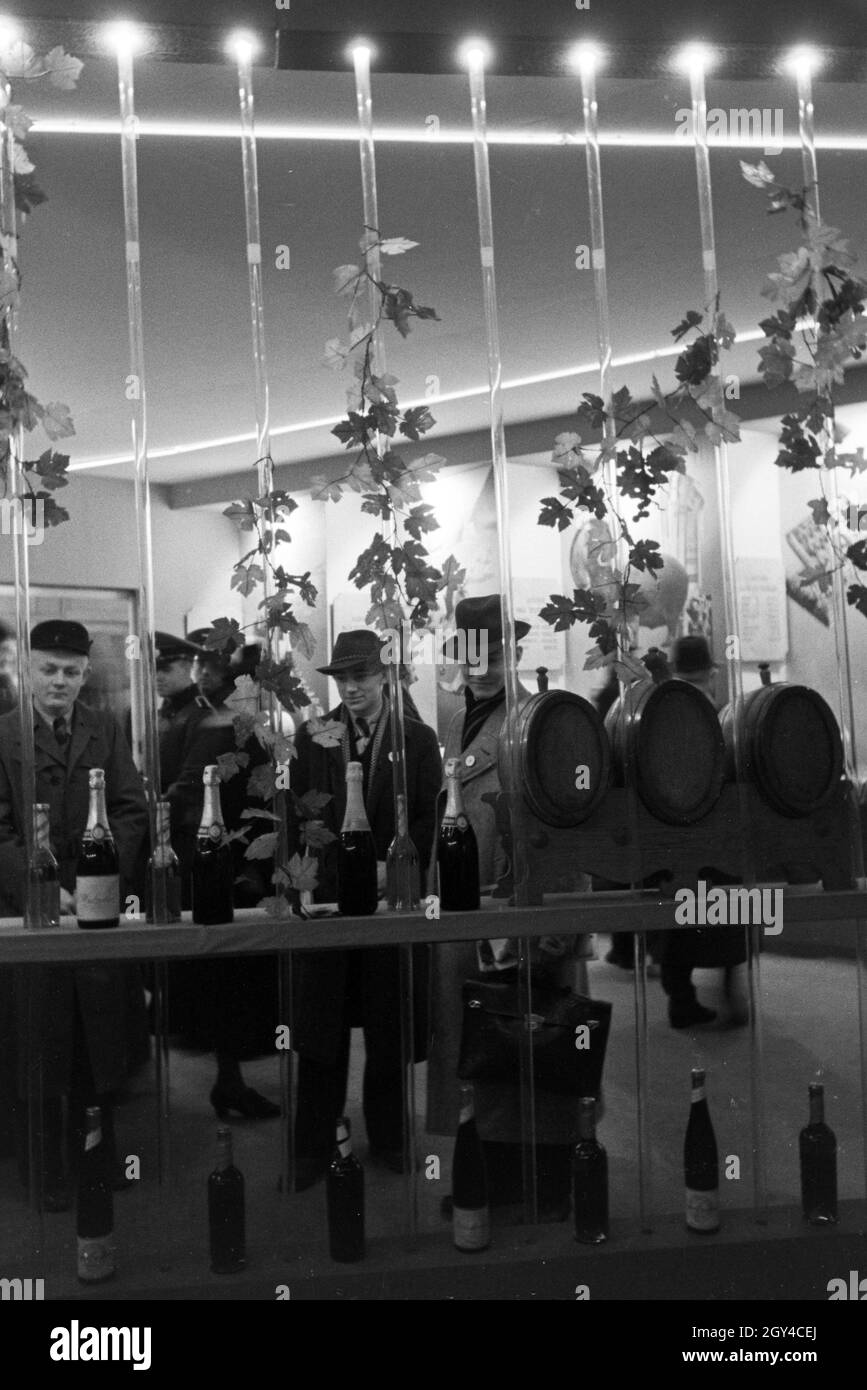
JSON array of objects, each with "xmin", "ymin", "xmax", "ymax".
[
  {"xmin": 104, "ymin": 21, "xmax": 145, "ymax": 57},
  {"xmin": 227, "ymin": 31, "xmax": 260, "ymax": 64},
  {"xmin": 458, "ymin": 39, "xmax": 492, "ymax": 71},
  {"xmin": 567, "ymin": 42, "xmax": 605, "ymax": 76},
  {"xmin": 673, "ymin": 42, "xmax": 716, "ymax": 75},
  {"xmin": 783, "ymin": 45, "xmax": 824, "ymax": 79}
]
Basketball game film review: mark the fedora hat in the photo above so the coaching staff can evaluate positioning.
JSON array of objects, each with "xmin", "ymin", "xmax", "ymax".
[
  {"xmin": 441, "ymin": 594, "xmax": 529, "ymax": 660},
  {"xmin": 671, "ymin": 635, "xmax": 716, "ymax": 676},
  {"xmin": 317, "ymin": 629, "xmax": 384, "ymax": 677}
]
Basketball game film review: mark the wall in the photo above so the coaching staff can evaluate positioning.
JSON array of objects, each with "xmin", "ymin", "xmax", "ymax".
[{"xmin": 0, "ymin": 474, "xmax": 242, "ymax": 635}]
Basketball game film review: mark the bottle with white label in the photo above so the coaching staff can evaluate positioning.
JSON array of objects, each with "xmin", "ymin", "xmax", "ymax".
[
  {"xmin": 75, "ymin": 768, "xmax": 120, "ymax": 929},
  {"xmin": 452, "ymin": 1083, "xmax": 490, "ymax": 1252},
  {"xmin": 684, "ymin": 1067, "xmax": 720, "ymax": 1233},
  {"xmin": 77, "ymin": 1105, "xmax": 115, "ymax": 1284},
  {"xmin": 26, "ymin": 801, "xmax": 61, "ymax": 928},
  {"xmin": 192, "ymin": 766, "xmax": 234, "ymax": 925}
]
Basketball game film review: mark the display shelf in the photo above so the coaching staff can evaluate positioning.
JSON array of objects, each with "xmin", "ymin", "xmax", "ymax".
[{"xmin": 0, "ymin": 888, "xmax": 865, "ymax": 963}]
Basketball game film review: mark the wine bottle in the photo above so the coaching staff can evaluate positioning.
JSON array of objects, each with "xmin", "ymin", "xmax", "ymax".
[
  {"xmin": 684, "ymin": 1067, "xmax": 720, "ymax": 1233},
  {"xmin": 26, "ymin": 802, "xmax": 60, "ymax": 928},
  {"xmin": 208, "ymin": 1125, "xmax": 246, "ymax": 1274},
  {"xmin": 192, "ymin": 766, "xmax": 234, "ymax": 925},
  {"xmin": 337, "ymin": 761, "xmax": 378, "ymax": 916},
  {"xmin": 386, "ymin": 791, "xmax": 420, "ymax": 910},
  {"xmin": 75, "ymin": 768, "xmax": 120, "ymax": 929},
  {"xmin": 77, "ymin": 1105, "xmax": 115, "ymax": 1284},
  {"xmin": 326, "ymin": 1116, "xmax": 365, "ymax": 1262},
  {"xmin": 145, "ymin": 799, "xmax": 182, "ymax": 923},
  {"xmin": 437, "ymin": 759, "xmax": 480, "ymax": 911},
  {"xmin": 452, "ymin": 1083, "xmax": 490, "ymax": 1252},
  {"xmin": 572, "ymin": 1096, "xmax": 608, "ymax": 1244},
  {"xmin": 799, "ymin": 1082, "xmax": 837, "ymax": 1224}
]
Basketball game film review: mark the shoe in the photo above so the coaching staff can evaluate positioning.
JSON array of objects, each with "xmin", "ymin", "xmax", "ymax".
[
  {"xmin": 210, "ymin": 1083, "xmax": 280, "ymax": 1121},
  {"xmin": 669, "ymin": 1001, "xmax": 717, "ymax": 1030},
  {"xmin": 368, "ymin": 1145, "xmax": 407, "ymax": 1174}
]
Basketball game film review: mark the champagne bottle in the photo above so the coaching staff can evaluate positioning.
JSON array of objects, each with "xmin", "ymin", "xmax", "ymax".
[
  {"xmin": 437, "ymin": 759, "xmax": 480, "ymax": 911},
  {"xmin": 452, "ymin": 1083, "xmax": 490, "ymax": 1252},
  {"xmin": 75, "ymin": 768, "xmax": 120, "ymax": 929},
  {"xmin": 684, "ymin": 1067, "xmax": 720, "ymax": 1233},
  {"xmin": 77, "ymin": 1105, "xmax": 115, "ymax": 1284},
  {"xmin": 337, "ymin": 761, "xmax": 378, "ymax": 916},
  {"xmin": 386, "ymin": 791, "xmax": 420, "ymax": 910},
  {"xmin": 326, "ymin": 1116, "xmax": 365, "ymax": 1263},
  {"xmin": 208, "ymin": 1125, "xmax": 246, "ymax": 1273},
  {"xmin": 26, "ymin": 802, "xmax": 60, "ymax": 928},
  {"xmin": 799, "ymin": 1082, "xmax": 837, "ymax": 1224},
  {"xmin": 572, "ymin": 1096, "xmax": 608, "ymax": 1244},
  {"xmin": 192, "ymin": 766, "xmax": 234, "ymax": 925},
  {"xmin": 145, "ymin": 799, "xmax": 182, "ymax": 923}
]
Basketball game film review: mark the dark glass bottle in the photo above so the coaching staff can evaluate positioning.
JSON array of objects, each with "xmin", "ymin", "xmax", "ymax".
[
  {"xmin": 208, "ymin": 1126, "xmax": 246, "ymax": 1273},
  {"xmin": 386, "ymin": 791, "xmax": 420, "ymax": 910},
  {"xmin": 77, "ymin": 1105, "xmax": 115, "ymax": 1284},
  {"xmin": 684, "ymin": 1067, "xmax": 720, "ymax": 1233},
  {"xmin": 326, "ymin": 1116, "xmax": 365, "ymax": 1263},
  {"xmin": 75, "ymin": 768, "xmax": 120, "ymax": 929},
  {"xmin": 799, "ymin": 1082, "xmax": 837, "ymax": 1224},
  {"xmin": 573, "ymin": 1096, "xmax": 608, "ymax": 1244},
  {"xmin": 337, "ymin": 761, "xmax": 378, "ymax": 916},
  {"xmin": 26, "ymin": 801, "xmax": 60, "ymax": 928},
  {"xmin": 192, "ymin": 766, "xmax": 234, "ymax": 925},
  {"xmin": 437, "ymin": 758, "xmax": 480, "ymax": 911},
  {"xmin": 146, "ymin": 799, "xmax": 182, "ymax": 923},
  {"xmin": 452, "ymin": 1083, "xmax": 490, "ymax": 1252}
]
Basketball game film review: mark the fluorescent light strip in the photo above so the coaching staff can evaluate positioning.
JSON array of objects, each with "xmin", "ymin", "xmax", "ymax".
[
  {"xmin": 69, "ymin": 329, "xmax": 765, "ymax": 472},
  {"xmin": 29, "ymin": 117, "xmax": 867, "ymax": 150}
]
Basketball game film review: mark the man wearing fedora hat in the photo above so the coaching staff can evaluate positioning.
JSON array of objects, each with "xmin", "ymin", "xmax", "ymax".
[
  {"xmin": 0, "ymin": 619, "xmax": 149, "ymax": 1209},
  {"xmin": 288, "ymin": 627, "xmax": 442, "ymax": 1189},
  {"xmin": 426, "ymin": 595, "xmax": 591, "ymax": 1218}
]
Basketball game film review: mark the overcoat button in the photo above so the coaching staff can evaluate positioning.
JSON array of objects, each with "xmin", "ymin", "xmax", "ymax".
[{"xmin": 464, "ymin": 754, "xmax": 476, "ymax": 768}]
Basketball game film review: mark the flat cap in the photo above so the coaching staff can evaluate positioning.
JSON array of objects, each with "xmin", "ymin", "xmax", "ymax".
[{"xmin": 30, "ymin": 619, "xmax": 91, "ymax": 657}]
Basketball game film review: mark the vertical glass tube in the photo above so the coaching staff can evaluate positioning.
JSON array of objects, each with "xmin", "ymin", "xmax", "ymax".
[
  {"xmin": 234, "ymin": 47, "xmax": 296, "ymax": 1189},
  {"xmin": 0, "ymin": 80, "xmax": 35, "ymax": 912},
  {"xmin": 466, "ymin": 53, "xmax": 537, "ymax": 1226},
  {"xmin": 578, "ymin": 54, "xmax": 652, "ymax": 1233},
  {"xmin": 793, "ymin": 64, "xmax": 867, "ymax": 1194},
  {"xmin": 687, "ymin": 63, "xmax": 765, "ymax": 1219},
  {"xmin": 114, "ymin": 45, "xmax": 172, "ymax": 1257},
  {"xmin": 115, "ymin": 45, "xmax": 163, "ymax": 915},
  {"xmin": 352, "ymin": 46, "xmax": 417, "ymax": 1232}
]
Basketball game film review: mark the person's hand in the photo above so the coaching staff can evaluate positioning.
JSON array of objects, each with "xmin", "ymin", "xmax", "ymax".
[
  {"xmin": 59, "ymin": 887, "xmax": 76, "ymax": 915},
  {"xmin": 376, "ymin": 861, "xmax": 388, "ymax": 898}
]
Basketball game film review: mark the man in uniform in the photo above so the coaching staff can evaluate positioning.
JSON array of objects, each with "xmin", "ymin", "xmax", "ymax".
[
  {"xmin": 155, "ymin": 630, "xmax": 208, "ymax": 791},
  {"xmin": 0, "ymin": 619, "xmax": 148, "ymax": 1209}
]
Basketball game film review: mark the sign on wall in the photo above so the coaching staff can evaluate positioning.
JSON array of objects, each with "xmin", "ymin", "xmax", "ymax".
[{"xmin": 734, "ymin": 558, "xmax": 789, "ymax": 662}]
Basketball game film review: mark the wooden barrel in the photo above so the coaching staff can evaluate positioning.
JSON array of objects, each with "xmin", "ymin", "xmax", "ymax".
[
  {"xmin": 500, "ymin": 691, "xmax": 611, "ymax": 827},
  {"xmin": 604, "ymin": 678, "xmax": 725, "ymax": 825},
  {"xmin": 719, "ymin": 684, "xmax": 843, "ymax": 817}
]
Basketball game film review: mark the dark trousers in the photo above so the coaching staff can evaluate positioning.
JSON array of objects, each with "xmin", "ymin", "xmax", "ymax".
[
  {"xmin": 295, "ymin": 1022, "xmax": 404, "ymax": 1169},
  {"xmin": 660, "ymin": 964, "xmax": 697, "ymax": 1006},
  {"xmin": 481, "ymin": 1140, "xmax": 572, "ymax": 1207}
]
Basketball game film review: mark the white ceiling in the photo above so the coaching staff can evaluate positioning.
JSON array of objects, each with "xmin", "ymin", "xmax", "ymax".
[{"xmin": 15, "ymin": 55, "xmax": 867, "ymax": 488}]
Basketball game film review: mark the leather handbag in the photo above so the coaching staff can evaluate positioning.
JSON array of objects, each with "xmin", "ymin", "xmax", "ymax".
[{"xmin": 457, "ymin": 976, "xmax": 612, "ymax": 1097}]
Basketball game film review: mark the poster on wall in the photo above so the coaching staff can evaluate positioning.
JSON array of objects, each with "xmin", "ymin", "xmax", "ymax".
[{"xmin": 734, "ymin": 558, "xmax": 789, "ymax": 661}]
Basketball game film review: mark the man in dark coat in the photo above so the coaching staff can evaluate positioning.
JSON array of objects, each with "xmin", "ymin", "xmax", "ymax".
[
  {"xmin": 0, "ymin": 619, "xmax": 149, "ymax": 1208},
  {"xmin": 155, "ymin": 630, "xmax": 209, "ymax": 790},
  {"xmin": 289, "ymin": 629, "xmax": 442, "ymax": 1189}
]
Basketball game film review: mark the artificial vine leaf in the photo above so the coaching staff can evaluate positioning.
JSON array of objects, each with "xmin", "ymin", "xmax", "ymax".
[
  {"xmin": 404, "ymin": 503, "xmax": 439, "ymax": 539},
  {"xmin": 379, "ymin": 237, "xmax": 420, "ymax": 256},
  {"xmin": 576, "ymin": 394, "xmax": 606, "ymax": 431},
  {"xmin": 302, "ymin": 820, "xmax": 337, "ymax": 850},
  {"xmin": 223, "ymin": 499, "xmax": 257, "ymax": 531},
  {"xmin": 244, "ymin": 832, "xmax": 279, "ymax": 861},
  {"xmin": 245, "ymin": 763, "xmax": 278, "ymax": 803},
  {"xmin": 34, "ymin": 492, "xmax": 69, "ymax": 528},
  {"xmin": 538, "ymin": 497, "xmax": 574, "ymax": 532},
  {"xmin": 43, "ymin": 46, "xmax": 84, "ymax": 90},
  {"xmin": 628, "ymin": 538, "xmax": 664, "ymax": 573},
  {"xmin": 757, "ymin": 337, "xmax": 796, "ymax": 388},
  {"xmin": 400, "ymin": 405, "xmax": 436, "ymax": 441},
  {"xmin": 674, "ymin": 334, "xmax": 716, "ymax": 386},
  {"xmin": 807, "ymin": 497, "xmax": 831, "ymax": 526},
  {"xmin": 310, "ymin": 718, "xmax": 344, "ymax": 748},
  {"xmin": 671, "ymin": 309, "xmax": 703, "ymax": 342},
  {"xmin": 216, "ymin": 750, "xmax": 250, "ymax": 780},
  {"xmin": 30, "ymin": 448, "xmax": 70, "ymax": 489},
  {"xmin": 298, "ymin": 790, "xmax": 332, "ymax": 816},
  {"xmin": 775, "ymin": 415, "xmax": 822, "ymax": 471},
  {"xmin": 13, "ymin": 172, "xmax": 47, "ymax": 216},
  {"xmin": 846, "ymin": 540, "xmax": 867, "ymax": 570},
  {"xmin": 847, "ymin": 583, "xmax": 867, "ymax": 618},
  {"xmin": 231, "ymin": 562, "xmax": 265, "ymax": 597},
  {"xmin": 286, "ymin": 853, "xmax": 320, "ymax": 893},
  {"xmin": 206, "ymin": 617, "xmax": 245, "ymax": 651},
  {"xmin": 539, "ymin": 588, "xmax": 605, "ymax": 632},
  {"xmin": 333, "ymin": 264, "xmax": 361, "ymax": 295},
  {"xmin": 739, "ymin": 159, "xmax": 775, "ymax": 188},
  {"xmin": 256, "ymin": 657, "xmax": 309, "ymax": 711}
]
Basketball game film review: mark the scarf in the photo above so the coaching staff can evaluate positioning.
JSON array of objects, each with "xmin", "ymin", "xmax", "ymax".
[{"xmin": 461, "ymin": 685, "xmax": 505, "ymax": 752}]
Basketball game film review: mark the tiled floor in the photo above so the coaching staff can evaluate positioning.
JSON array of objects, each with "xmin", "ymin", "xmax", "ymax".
[{"xmin": 1, "ymin": 936, "xmax": 864, "ymax": 1298}]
